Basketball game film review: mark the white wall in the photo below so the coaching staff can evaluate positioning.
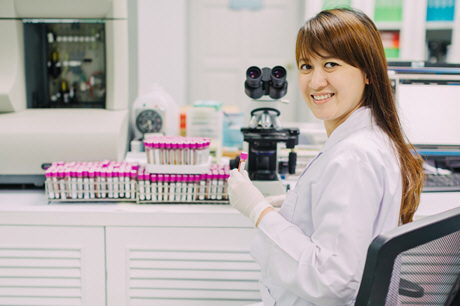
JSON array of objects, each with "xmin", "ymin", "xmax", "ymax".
[{"xmin": 137, "ymin": 0, "xmax": 187, "ymax": 105}]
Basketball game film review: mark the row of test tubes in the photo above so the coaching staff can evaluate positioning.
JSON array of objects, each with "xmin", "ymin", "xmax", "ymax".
[
  {"xmin": 45, "ymin": 161, "xmax": 139, "ymax": 200},
  {"xmin": 137, "ymin": 164, "xmax": 231, "ymax": 202},
  {"xmin": 144, "ymin": 136, "xmax": 211, "ymax": 166}
]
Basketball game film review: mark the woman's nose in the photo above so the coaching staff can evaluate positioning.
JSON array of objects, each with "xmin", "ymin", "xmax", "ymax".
[{"xmin": 309, "ymin": 69, "xmax": 328, "ymax": 90}]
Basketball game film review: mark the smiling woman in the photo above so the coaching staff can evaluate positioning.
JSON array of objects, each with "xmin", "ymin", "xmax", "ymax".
[{"xmin": 227, "ymin": 8, "xmax": 425, "ymax": 306}]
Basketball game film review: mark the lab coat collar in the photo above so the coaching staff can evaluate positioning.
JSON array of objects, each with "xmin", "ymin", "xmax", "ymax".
[{"xmin": 321, "ymin": 106, "xmax": 374, "ymax": 153}]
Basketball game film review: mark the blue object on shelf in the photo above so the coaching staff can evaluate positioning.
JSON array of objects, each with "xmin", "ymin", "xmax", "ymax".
[
  {"xmin": 229, "ymin": 0, "xmax": 263, "ymax": 10},
  {"xmin": 426, "ymin": 0, "xmax": 455, "ymax": 21}
]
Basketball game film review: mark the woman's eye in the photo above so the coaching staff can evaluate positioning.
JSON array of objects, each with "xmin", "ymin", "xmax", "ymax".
[
  {"xmin": 325, "ymin": 62, "xmax": 338, "ymax": 68},
  {"xmin": 300, "ymin": 64, "xmax": 311, "ymax": 70}
]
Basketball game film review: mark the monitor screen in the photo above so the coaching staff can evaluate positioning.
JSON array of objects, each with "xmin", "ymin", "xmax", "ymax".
[{"xmin": 396, "ymin": 82, "xmax": 460, "ymax": 146}]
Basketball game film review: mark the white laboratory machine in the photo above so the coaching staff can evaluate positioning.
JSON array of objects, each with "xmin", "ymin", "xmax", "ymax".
[{"xmin": 0, "ymin": 0, "xmax": 129, "ymax": 186}]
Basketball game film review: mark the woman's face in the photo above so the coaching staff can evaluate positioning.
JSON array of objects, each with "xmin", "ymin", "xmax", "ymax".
[{"xmin": 298, "ymin": 53, "xmax": 368, "ymax": 135}]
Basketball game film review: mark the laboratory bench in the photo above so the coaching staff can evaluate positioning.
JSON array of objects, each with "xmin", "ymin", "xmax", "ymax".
[{"xmin": 0, "ymin": 189, "xmax": 459, "ymax": 305}]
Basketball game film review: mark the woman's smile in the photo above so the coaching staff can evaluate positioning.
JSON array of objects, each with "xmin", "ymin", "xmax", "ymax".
[{"xmin": 311, "ymin": 93, "xmax": 335, "ymax": 105}]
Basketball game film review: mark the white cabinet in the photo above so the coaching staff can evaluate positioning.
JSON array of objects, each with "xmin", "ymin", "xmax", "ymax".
[
  {"xmin": 0, "ymin": 226, "xmax": 105, "ymax": 306},
  {"xmin": 106, "ymin": 227, "xmax": 261, "ymax": 306}
]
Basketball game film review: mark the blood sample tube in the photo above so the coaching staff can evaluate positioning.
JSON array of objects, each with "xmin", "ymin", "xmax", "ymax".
[
  {"xmin": 130, "ymin": 170, "xmax": 137, "ymax": 199},
  {"xmin": 238, "ymin": 151, "xmax": 248, "ymax": 172},
  {"xmin": 107, "ymin": 168, "xmax": 113, "ymax": 198},
  {"xmin": 88, "ymin": 168, "xmax": 96, "ymax": 199},
  {"xmin": 150, "ymin": 174, "xmax": 158, "ymax": 201},
  {"xmin": 170, "ymin": 174, "xmax": 177, "ymax": 201},
  {"xmin": 223, "ymin": 170, "xmax": 230, "ymax": 200},
  {"xmin": 194, "ymin": 175, "xmax": 200, "ymax": 200},
  {"xmin": 58, "ymin": 169, "xmax": 66, "ymax": 199},
  {"xmin": 145, "ymin": 171, "xmax": 151, "ymax": 201},
  {"xmin": 159, "ymin": 141, "xmax": 165, "ymax": 165},
  {"xmin": 52, "ymin": 168, "xmax": 60, "ymax": 199},
  {"xmin": 138, "ymin": 171, "xmax": 145, "ymax": 201},
  {"xmin": 165, "ymin": 141, "xmax": 171, "ymax": 165},
  {"xmin": 71, "ymin": 170, "xmax": 77, "ymax": 199},
  {"xmin": 205, "ymin": 172, "xmax": 212, "ymax": 200},
  {"xmin": 210, "ymin": 171, "xmax": 218, "ymax": 200},
  {"xmin": 157, "ymin": 174, "xmax": 164, "ymax": 201},
  {"xmin": 183, "ymin": 141, "xmax": 190, "ymax": 165},
  {"xmin": 176, "ymin": 174, "xmax": 183, "ymax": 201},
  {"xmin": 124, "ymin": 168, "xmax": 131, "ymax": 199},
  {"xmin": 181, "ymin": 175, "xmax": 187, "ymax": 202},
  {"xmin": 45, "ymin": 170, "xmax": 54, "ymax": 199},
  {"xmin": 186, "ymin": 175, "xmax": 193, "ymax": 202},
  {"xmin": 83, "ymin": 169, "xmax": 89, "ymax": 199},
  {"xmin": 190, "ymin": 141, "xmax": 196, "ymax": 165},
  {"xmin": 217, "ymin": 170, "xmax": 224, "ymax": 200},
  {"xmin": 199, "ymin": 174, "xmax": 206, "ymax": 200},
  {"xmin": 113, "ymin": 168, "xmax": 119, "ymax": 199},
  {"xmin": 164, "ymin": 174, "xmax": 170, "ymax": 201}
]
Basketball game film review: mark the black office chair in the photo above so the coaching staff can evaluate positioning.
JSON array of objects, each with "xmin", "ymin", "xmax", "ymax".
[{"xmin": 355, "ymin": 206, "xmax": 460, "ymax": 306}]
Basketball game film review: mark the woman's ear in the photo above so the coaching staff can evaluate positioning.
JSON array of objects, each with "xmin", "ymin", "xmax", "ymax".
[{"xmin": 365, "ymin": 74, "xmax": 371, "ymax": 85}]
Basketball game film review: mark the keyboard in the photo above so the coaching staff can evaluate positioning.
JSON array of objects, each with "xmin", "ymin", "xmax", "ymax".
[{"xmin": 423, "ymin": 173, "xmax": 460, "ymax": 192}]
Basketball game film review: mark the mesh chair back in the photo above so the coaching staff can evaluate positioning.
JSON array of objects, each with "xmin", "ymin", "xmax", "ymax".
[
  {"xmin": 385, "ymin": 231, "xmax": 460, "ymax": 305},
  {"xmin": 355, "ymin": 207, "xmax": 460, "ymax": 306}
]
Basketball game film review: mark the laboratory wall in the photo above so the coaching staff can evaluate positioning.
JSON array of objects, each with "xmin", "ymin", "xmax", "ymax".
[{"xmin": 137, "ymin": 0, "xmax": 187, "ymax": 106}]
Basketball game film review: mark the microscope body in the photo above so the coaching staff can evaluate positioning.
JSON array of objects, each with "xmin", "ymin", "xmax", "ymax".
[{"xmin": 240, "ymin": 66, "xmax": 299, "ymax": 197}]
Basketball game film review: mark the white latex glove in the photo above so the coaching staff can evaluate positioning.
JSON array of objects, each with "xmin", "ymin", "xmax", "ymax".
[
  {"xmin": 228, "ymin": 169, "xmax": 272, "ymax": 226},
  {"xmin": 265, "ymin": 194, "xmax": 286, "ymax": 208}
]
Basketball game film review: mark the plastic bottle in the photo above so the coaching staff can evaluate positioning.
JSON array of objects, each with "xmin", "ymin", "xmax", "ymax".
[{"xmin": 238, "ymin": 151, "xmax": 248, "ymax": 172}]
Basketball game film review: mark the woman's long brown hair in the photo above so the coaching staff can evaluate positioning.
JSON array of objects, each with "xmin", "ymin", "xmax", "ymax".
[{"xmin": 295, "ymin": 8, "xmax": 424, "ymax": 224}]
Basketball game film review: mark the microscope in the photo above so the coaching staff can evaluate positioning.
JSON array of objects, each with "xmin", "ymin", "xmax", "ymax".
[{"xmin": 240, "ymin": 66, "xmax": 299, "ymax": 197}]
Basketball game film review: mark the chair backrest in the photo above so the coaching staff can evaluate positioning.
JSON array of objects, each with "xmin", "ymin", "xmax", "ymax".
[{"xmin": 355, "ymin": 207, "xmax": 460, "ymax": 306}]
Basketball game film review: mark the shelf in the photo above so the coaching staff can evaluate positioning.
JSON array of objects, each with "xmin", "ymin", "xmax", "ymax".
[
  {"xmin": 425, "ymin": 21, "xmax": 455, "ymax": 30},
  {"xmin": 375, "ymin": 21, "xmax": 402, "ymax": 30}
]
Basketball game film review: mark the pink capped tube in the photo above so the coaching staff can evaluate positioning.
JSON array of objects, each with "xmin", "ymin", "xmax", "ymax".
[
  {"xmin": 88, "ymin": 168, "xmax": 96, "ymax": 199},
  {"xmin": 159, "ymin": 141, "xmax": 165, "ymax": 165},
  {"xmin": 199, "ymin": 174, "xmax": 206, "ymax": 200},
  {"xmin": 170, "ymin": 174, "xmax": 177, "ymax": 201},
  {"xmin": 71, "ymin": 170, "xmax": 78, "ymax": 199},
  {"xmin": 157, "ymin": 174, "xmax": 164, "ymax": 201},
  {"xmin": 217, "ymin": 170, "xmax": 224, "ymax": 200},
  {"xmin": 164, "ymin": 174, "xmax": 170, "ymax": 201},
  {"xmin": 138, "ymin": 171, "xmax": 145, "ymax": 201},
  {"xmin": 238, "ymin": 151, "xmax": 248, "ymax": 172},
  {"xmin": 82, "ymin": 169, "xmax": 89, "ymax": 199},
  {"xmin": 130, "ymin": 170, "xmax": 137, "ymax": 199},
  {"xmin": 150, "ymin": 174, "xmax": 158, "ymax": 201}
]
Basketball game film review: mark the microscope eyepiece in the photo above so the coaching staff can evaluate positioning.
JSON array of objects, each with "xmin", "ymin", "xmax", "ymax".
[
  {"xmin": 270, "ymin": 66, "xmax": 287, "ymax": 88},
  {"xmin": 246, "ymin": 66, "xmax": 262, "ymax": 87}
]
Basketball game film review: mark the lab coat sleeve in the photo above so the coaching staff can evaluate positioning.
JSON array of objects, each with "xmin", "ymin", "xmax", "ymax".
[{"xmin": 251, "ymin": 153, "xmax": 384, "ymax": 305}]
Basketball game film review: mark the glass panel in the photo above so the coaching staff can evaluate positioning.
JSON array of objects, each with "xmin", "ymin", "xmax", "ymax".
[{"xmin": 24, "ymin": 20, "xmax": 106, "ymax": 109}]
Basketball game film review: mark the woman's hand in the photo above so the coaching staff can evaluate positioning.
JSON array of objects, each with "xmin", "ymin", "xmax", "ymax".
[{"xmin": 228, "ymin": 169, "xmax": 273, "ymax": 226}]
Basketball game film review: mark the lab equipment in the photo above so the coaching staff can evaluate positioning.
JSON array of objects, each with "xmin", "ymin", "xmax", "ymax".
[
  {"xmin": 0, "ymin": 0, "xmax": 129, "ymax": 186},
  {"xmin": 355, "ymin": 206, "xmax": 460, "ymax": 306},
  {"xmin": 238, "ymin": 65, "xmax": 299, "ymax": 197},
  {"xmin": 238, "ymin": 151, "xmax": 248, "ymax": 172},
  {"xmin": 388, "ymin": 62, "xmax": 460, "ymax": 192},
  {"xmin": 132, "ymin": 84, "xmax": 179, "ymax": 138}
]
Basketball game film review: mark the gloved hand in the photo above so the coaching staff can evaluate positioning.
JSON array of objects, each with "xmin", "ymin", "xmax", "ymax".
[
  {"xmin": 265, "ymin": 194, "xmax": 286, "ymax": 208},
  {"xmin": 228, "ymin": 169, "xmax": 272, "ymax": 226}
]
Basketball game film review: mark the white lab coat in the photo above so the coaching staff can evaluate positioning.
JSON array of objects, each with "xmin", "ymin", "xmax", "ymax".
[{"xmin": 250, "ymin": 107, "xmax": 402, "ymax": 306}]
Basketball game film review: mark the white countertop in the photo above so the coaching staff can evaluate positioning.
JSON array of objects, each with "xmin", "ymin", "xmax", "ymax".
[{"xmin": 0, "ymin": 189, "xmax": 459, "ymax": 227}]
